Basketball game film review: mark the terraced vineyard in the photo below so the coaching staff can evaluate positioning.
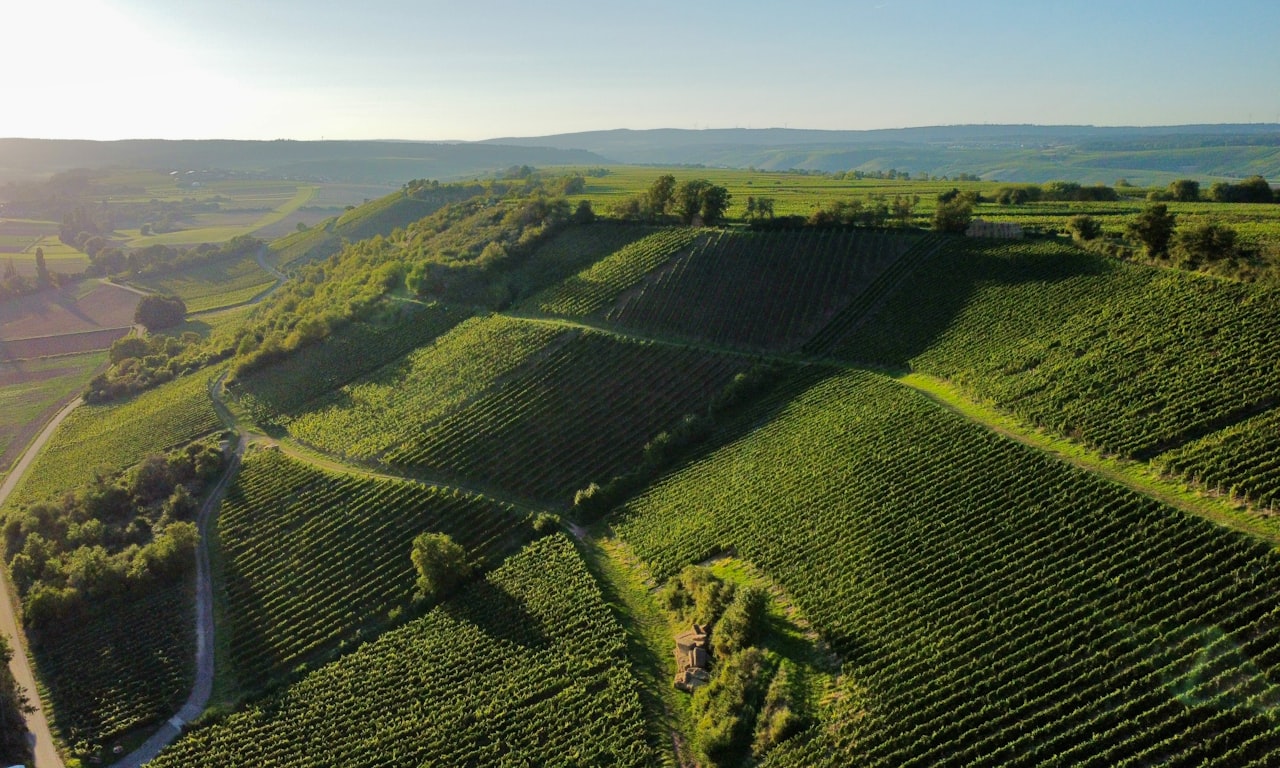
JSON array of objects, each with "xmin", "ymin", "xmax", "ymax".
[
  {"xmin": 618, "ymin": 369, "xmax": 1280, "ymax": 767},
  {"xmin": 281, "ymin": 315, "xmax": 565, "ymax": 459},
  {"xmin": 151, "ymin": 535, "xmax": 656, "ymax": 768},
  {"xmin": 233, "ymin": 302, "xmax": 471, "ymax": 420},
  {"xmin": 37, "ymin": 583, "xmax": 191, "ymax": 756},
  {"xmin": 3, "ymin": 370, "xmax": 221, "ymax": 509},
  {"xmin": 837, "ymin": 238, "xmax": 1280, "ymax": 462},
  {"xmin": 218, "ymin": 449, "xmax": 535, "ymax": 689},
  {"xmin": 602, "ymin": 228, "xmax": 923, "ymax": 351},
  {"xmin": 385, "ymin": 329, "xmax": 753, "ymax": 502}
]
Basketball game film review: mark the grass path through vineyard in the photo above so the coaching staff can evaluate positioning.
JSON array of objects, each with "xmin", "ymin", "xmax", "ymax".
[{"xmin": 897, "ymin": 372, "xmax": 1280, "ymax": 546}]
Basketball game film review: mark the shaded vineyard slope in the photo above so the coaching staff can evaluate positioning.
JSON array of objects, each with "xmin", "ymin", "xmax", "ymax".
[
  {"xmin": 618, "ymin": 368, "xmax": 1280, "ymax": 767},
  {"xmin": 151, "ymin": 534, "xmax": 657, "ymax": 768}
]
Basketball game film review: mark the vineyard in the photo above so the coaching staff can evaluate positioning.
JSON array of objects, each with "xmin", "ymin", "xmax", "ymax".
[
  {"xmin": 37, "ymin": 582, "xmax": 191, "ymax": 757},
  {"xmin": 617, "ymin": 369, "xmax": 1280, "ymax": 766},
  {"xmin": 532, "ymin": 228, "xmax": 702, "ymax": 316},
  {"xmin": 150, "ymin": 534, "xmax": 657, "ymax": 768},
  {"xmin": 835, "ymin": 238, "xmax": 1280, "ymax": 463},
  {"xmin": 131, "ymin": 254, "xmax": 275, "ymax": 312},
  {"xmin": 384, "ymin": 329, "xmax": 754, "ymax": 503},
  {"xmin": 2, "ymin": 370, "xmax": 221, "ymax": 510},
  {"xmin": 232, "ymin": 302, "xmax": 471, "ymax": 420},
  {"xmin": 280, "ymin": 315, "xmax": 566, "ymax": 459},
  {"xmin": 1154, "ymin": 407, "xmax": 1280, "ymax": 512},
  {"xmin": 217, "ymin": 449, "xmax": 535, "ymax": 689},
  {"xmin": 602, "ymin": 228, "xmax": 923, "ymax": 351}
]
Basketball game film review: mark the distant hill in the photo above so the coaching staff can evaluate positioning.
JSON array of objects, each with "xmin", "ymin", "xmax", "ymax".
[
  {"xmin": 482, "ymin": 124, "xmax": 1280, "ymax": 184},
  {"xmin": 0, "ymin": 139, "xmax": 608, "ymax": 184}
]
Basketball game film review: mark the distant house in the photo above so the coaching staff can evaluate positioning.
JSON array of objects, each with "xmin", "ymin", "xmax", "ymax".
[
  {"xmin": 966, "ymin": 219, "xmax": 1024, "ymax": 239},
  {"xmin": 673, "ymin": 624, "xmax": 711, "ymax": 692}
]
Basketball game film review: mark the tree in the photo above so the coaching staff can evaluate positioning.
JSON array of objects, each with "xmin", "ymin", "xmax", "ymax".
[
  {"xmin": 1066, "ymin": 214, "xmax": 1103, "ymax": 242},
  {"xmin": 1126, "ymin": 204, "xmax": 1177, "ymax": 258},
  {"xmin": 1168, "ymin": 179, "xmax": 1201, "ymax": 202},
  {"xmin": 647, "ymin": 174, "xmax": 677, "ymax": 220},
  {"xmin": 134, "ymin": 294, "xmax": 187, "ymax": 331},
  {"xmin": 410, "ymin": 532, "xmax": 471, "ymax": 601},
  {"xmin": 932, "ymin": 198, "xmax": 973, "ymax": 233},
  {"xmin": 673, "ymin": 179, "xmax": 732, "ymax": 225},
  {"xmin": 33, "ymin": 247, "xmax": 50, "ymax": 288}
]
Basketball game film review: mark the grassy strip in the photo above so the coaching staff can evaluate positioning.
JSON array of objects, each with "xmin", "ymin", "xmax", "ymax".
[
  {"xmin": 576, "ymin": 532, "xmax": 693, "ymax": 768},
  {"xmin": 895, "ymin": 371, "xmax": 1280, "ymax": 544}
]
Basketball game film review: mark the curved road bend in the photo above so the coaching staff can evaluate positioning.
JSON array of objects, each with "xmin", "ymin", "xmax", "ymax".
[{"xmin": 0, "ymin": 398, "xmax": 82, "ymax": 768}]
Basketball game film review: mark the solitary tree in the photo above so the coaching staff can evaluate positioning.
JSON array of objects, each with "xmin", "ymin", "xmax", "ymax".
[
  {"xmin": 1127, "ymin": 204, "xmax": 1177, "ymax": 258},
  {"xmin": 673, "ymin": 179, "xmax": 732, "ymax": 225},
  {"xmin": 410, "ymin": 532, "xmax": 471, "ymax": 601},
  {"xmin": 134, "ymin": 294, "xmax": 187, "ymax": 332},
  {"xmin": 34, "ymin": 247, "xmax": 50, "ymax": 288}
]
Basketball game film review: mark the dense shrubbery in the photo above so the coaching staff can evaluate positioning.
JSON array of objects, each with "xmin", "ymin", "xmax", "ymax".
[{"xmin": 3, "ymin": 438, "xmax": 225, "ymax": 634}]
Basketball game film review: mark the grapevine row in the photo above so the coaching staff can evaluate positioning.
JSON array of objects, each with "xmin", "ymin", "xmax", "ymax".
[
  {"xmin": 617, "ymin": 368, "xmax": 1280, "ymax": 766},
  {"xmin": 217, "ymin": 449, "xmax": 535, "ymax": 689},
  {"xmin": 150, "ymin": 536, "xmax": 657, "ymax": 768}
]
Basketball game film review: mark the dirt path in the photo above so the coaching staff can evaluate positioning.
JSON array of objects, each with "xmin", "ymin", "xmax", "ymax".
[
  {"xmin": 110, "ymin": 435, "xmax": 244, "ymax": 768},
  {"xmin": 0, "ymin": 398, "xmax": 81, "ymax": 768}
]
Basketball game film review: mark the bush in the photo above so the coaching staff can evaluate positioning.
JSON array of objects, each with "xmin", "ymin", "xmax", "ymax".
[
  {"xmin": 1066, "ymin": 214, "xmax": 1103, "ymax": 242},
  {"xmin": 712, "ymin": 585, "xmax": 768, "ymax": 659}
]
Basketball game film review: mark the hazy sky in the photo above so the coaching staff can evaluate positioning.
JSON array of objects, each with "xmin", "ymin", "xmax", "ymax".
[{"xmin": 6, "ymin": 0, "xmax": 1279, "ymax": 141}]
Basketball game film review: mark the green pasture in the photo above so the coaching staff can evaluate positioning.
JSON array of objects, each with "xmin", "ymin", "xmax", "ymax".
[{"xmin": 126, "ymin": 184, "xmax": 318, "ymax": 246}]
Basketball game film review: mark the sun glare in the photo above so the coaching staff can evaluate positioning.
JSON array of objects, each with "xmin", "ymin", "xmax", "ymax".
[{"xmin": 4, "ymin": 0, "xmax": 247, "ymax": 139}]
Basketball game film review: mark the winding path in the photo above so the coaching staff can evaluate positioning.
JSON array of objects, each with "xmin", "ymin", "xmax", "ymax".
[
  {"xmin": 0, "ymin": 399, "xmax": 81, "ymax": 768},
  {"xmin": 111, "ymin": 434, "xmax": 244, "ymax": 768}
]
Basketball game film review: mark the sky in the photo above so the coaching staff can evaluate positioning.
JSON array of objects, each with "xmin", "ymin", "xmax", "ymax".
[{"xmin": 5, "ymin": 0, "xmax": 1280, "ymax": 141}]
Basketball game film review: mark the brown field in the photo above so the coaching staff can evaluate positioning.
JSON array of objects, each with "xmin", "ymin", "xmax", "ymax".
[
  {"xmin": 1, "ymin": 327, "xmax": 131, "ymax": 360},
  {"xmin": 0, "ymin": 282, "xmax": 140, "ymax": 340}
]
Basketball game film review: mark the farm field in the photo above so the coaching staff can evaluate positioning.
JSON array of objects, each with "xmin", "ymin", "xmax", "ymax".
[
  {"xmin": 217, "ymin": 449, "xmax": 536, "ymax": 691},
  {"xmin": 617, "ymin": 368, "xmax": 1280, "ymax": 766},
  {"xmin": 152, "ymin": 534, "xmax": 655, "ymax": 768},
  {"xmin": 0, "ymin": 281, "xmax": 138, "ymax": 342},
  {"xmin": 1, "ymin": 369, "xmax": 221, "ymax": 510},
  {"xmin": 0, "ymin": 350, "xmax": 107, "ymax": 480},
  {"xmin": 130, "ymin": 253, "xmax": 275, "ymax": 312}
]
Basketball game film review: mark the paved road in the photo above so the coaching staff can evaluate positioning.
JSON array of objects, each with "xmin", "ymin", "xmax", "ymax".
[{"xmin": 0, "ymin": 399, "xmax": 81, "ymax": 768}]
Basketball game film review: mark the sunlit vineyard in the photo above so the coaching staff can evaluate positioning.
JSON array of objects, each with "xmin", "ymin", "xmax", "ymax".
[
  {"xmin": 38, "ymin": 583, "xmax": 191, "ymax": 757},
  {"xmin": 384, "ymin": 329, "xmax": 753, "ymax": 502},
  {"xmin": 837, "ymin": 238, "xmax": 1280, "ymax": 460},
  {"xmin": 233, "ymin": 302, "xmax": 471, "ymax": 420},
  {"xmin": 533, "ymin": 228, "xmax": 702, "ymax": 316},
  {"xmin": 3, "ymin": 370, "xmax": 221, "ymax": 510},
  {"xmin": 281, "ymin": 315, "xmax": 565, "ymax": 459},
  {"xmin": 1154, "ymin": 408, "xmax": 1280, "ymax": 511},
  {"xmin": 603, "ymin": 228, "xmax": 923, "ymax": 351},
  {"xmin": 151, "ymin": 535, "xmax": 656, "ymax": 768},
  {"xmin": 218, "ymin": 449, "xmax": 534, "ymax": 689},
  {"xmin": 618, "ymin": 368, "xmax": 1280, "ymax": 766}
]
